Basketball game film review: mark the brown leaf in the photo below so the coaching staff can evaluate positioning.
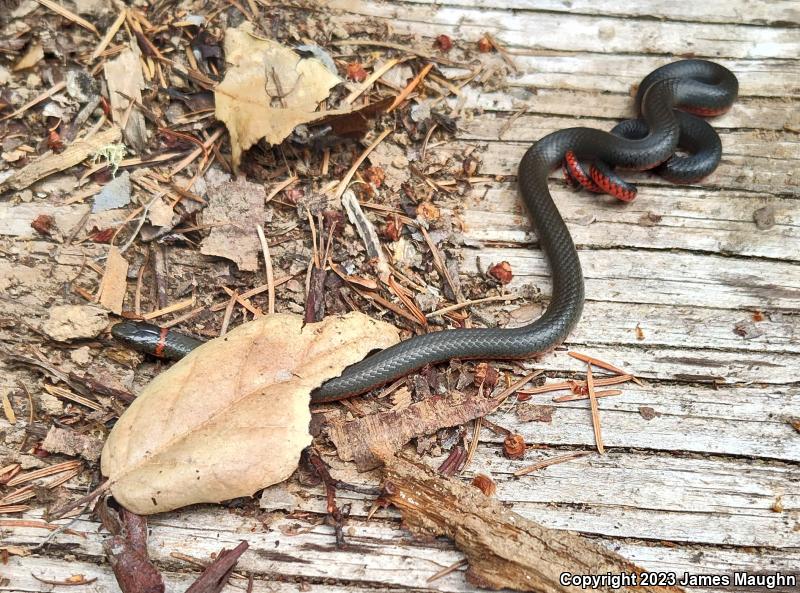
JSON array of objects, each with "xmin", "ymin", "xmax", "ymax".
[
  {"xmin": 101, "ymin": 312, "xmax": 399, "ymax": 514},
  {"xmin": 13, "ymin": 43, "xmax": 43, "ymax": 71},
  {"xmin": 329, "ymin": 392, "xmax": 500, "ymax": 471},
  {"xmin": 104, "ymin": 49, "xmax": 148, "ymax": 153},
  {"xmin": 214, "ymin": 24, "xmax": 342, "ymax": 170},
  {"xmin": 488, "ymin": 261, "xmax": 513, "ymax": 284},
  {"xmin": 199, "ymin": 171, "xmax": 267, "ymax": 272},
  {"xmin": 98, "ymin": 246, "xmax": 129, "ymax": 315}
]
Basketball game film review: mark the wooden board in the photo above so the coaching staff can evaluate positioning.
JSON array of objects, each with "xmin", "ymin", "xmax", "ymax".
[{"xmin": 3, "ymin": 0, "xmax": 799, "ymax": 592}]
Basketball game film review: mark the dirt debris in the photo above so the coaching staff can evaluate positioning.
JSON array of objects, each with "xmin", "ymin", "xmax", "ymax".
[{"xmin": 40, "ymin": 304, "xmax": 108, "ymax": 341}]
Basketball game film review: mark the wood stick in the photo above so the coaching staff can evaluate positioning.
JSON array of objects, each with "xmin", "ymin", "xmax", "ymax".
[
  {"xmin": 36, "ymin": 0, "xmax": 99, "ymax": 35},
  {"xmin": 345, "ymin": 57, "xmax": 404, "ymax": 104},
  {"xmin": 586, "ymin": 366, "xmax": 605, "ymax": 454},
  {"xmin": 256, "ymin": 225, "xmax": 275, "ymax": 314},
  {"xmin": 333, "ymin": 128, "xmax": 392, "ymax": 201},
  {"xmin": 513, "ymin": 451, "xmax": 590, "ymax": 477},
  {"xmin": 388, "ymin": 63, "xmax": 434, "ymax": 112},
  {"xmin": 518, "ymin": 374, "xmax": 633, "ymax": 395},
  {"xmin": 89, "ymin": 8, "xmax": 126, "ymax": 62},
  {"xmin": 384, "ymin": 454, "xmax": 684, "ymax": 593},
  {"xmin": 141, "ymin": 298, "xmax": 194, "ymax": 321}
]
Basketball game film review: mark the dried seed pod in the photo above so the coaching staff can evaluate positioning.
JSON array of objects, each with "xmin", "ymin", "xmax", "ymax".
[
  {"xmin": 434, "ymin": 34, "xmax": 453, "ymax": 52},
  {"xmin": 503, "ymin": 433, "xmax": 526, "ymax": 459},
  {"xmin": 31, "ymin": 214, "xmax": 55, "ymax": 237},
  {"xmin": 477, "ymin": 35, "xmax": 493, "ymax": 53},
  {"xmin": 417, "ymin": 201, "xmax": 440, "ymax": 221},
  {"xmin": 346, "ymin": 62, "xmax": 368, "ymax": 82},
  {"xmin": 471, "ymin": 473, "xmax": 496, "ymax": 497},
  {"xmin": 383, "ymin": 216, "xmax": 402, "ymax": 242},
  {"xmin": 488, "ymin": 261, "xmax": 513, "ymax": 284},
  {"xmin": 474, "ymin": 362, "xmax": 499, "ymax": 390},
  {"xmin": 463, "ymin": 155, "xmax": 480, "ymax": 176},
  {"xmin": 364, "ymin": 166, "xmax": 385, "ymax": 188}
]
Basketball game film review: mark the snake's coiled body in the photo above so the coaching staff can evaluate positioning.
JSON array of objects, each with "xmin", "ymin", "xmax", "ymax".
[
  {"xmin": 113, "ymin": 60, "xmax": 738, "ymax": 404},
  {"xmin": 313, "ymin": 59, "xmax": 738, "ymax": 401}
]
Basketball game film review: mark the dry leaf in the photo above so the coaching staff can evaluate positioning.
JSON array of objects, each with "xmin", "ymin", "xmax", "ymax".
[
  {"xmin": 146, "ymin": 197, "xmax": 174, "ymax": 228},
  {"xmin": 330, "ymin": 392, "xmax": 501, "ymax": 470},
  {"xmin": 214, "ymin": 23, "xmax": 342, "ymax": 170},
  {"xmin": 200, "ymin": 169, "xmax": 267, "ymax": 271},
  {"xmin": 98, "ymin": 245, "xmax": 129, "ymax": 314},
  {"xmin": 13, "ymin": 43, "xmax": 43, "ymax": 71},
  {"xmin": 101, "ymin": 312, "xmax": 399, "ymax": 514},
  {"xmin": 105, "ymin": 47, "xmax": 147, "ymax": 152}
]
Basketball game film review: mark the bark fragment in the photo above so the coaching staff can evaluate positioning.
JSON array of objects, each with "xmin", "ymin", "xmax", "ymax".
[{"xmin": 383, "ymin": 454, "xmax": 684, "ymax": 593}]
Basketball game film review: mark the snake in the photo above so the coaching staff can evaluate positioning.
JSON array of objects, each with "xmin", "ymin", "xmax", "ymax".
[{"xmin": 112, "ymin": 59, "xmax": 738, "ymax": 404}]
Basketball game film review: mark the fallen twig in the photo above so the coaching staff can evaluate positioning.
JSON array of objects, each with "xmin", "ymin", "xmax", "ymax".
[
  {"xmin": 384, "ymin": 454, "xmax": 683, "ymax": 593},
  {"xmin": 513, "ymin": 451, "xmax": 590, "ymax": 477},
  {"xmin": 388, "ymin": 63, "xmax": 434, "ymax": 112},
  {"xmin": 256, "ymin": 225, "xmax": 275, "ymax": 314},
  {"xmin": 586, "ymin": 366, "xmax": 605, "ymax": 454},
  {"xmin": 569, "ymin": 351, "xmax": 643, "ymax": 386},
  {"xmin": 553, "ymin": 389, "xmax": 623, "ymax": 403},
  {"xmin": 36, "ymin": 0, "xmax": 100, "ymax": 35},
  {"xmin": 518, "ymin": 374, "xmax": 633, "ymax": 396}
]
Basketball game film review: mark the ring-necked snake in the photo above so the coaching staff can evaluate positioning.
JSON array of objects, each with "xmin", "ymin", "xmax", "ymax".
[{"xmin": 112, "ymin": 59, "xmax": 738, "ymax": 404}]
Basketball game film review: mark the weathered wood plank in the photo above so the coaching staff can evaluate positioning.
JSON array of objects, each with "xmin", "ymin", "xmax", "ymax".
[
  {"xmin": 458, "ymin": 115, "xmax": 800, "ymax": 156},
  {"xmin": 0, "ymin": 202, "xmax": 90, "ymax": 239},
  {"xmin": 331, "ymin": 1, "xmax": 800, "ymax": 59},
  {"xmin": 5, "ymin": 500, "xmax": 799, "ymax": 593},
  {"xmin": 538, "ymin": 341, "xmax": 795, "ymax": 384},
  {"xmin": 397, "ymin": 0, "xmax": 800, "ymax": 27},
  {"xmin": 8, "ymin": 544, "xmax": 799, "ymax": 593},
  {"xmin": 6, "ymin": 556, "xmax": 416, "ymax": 593},
  {"xmin": 487, "ymin": 382, "xmax": 800, "ymax": 460},
  {"xmin": 440, "ymin": 130, "xmax": 798, "ymax": 195},
  {"xmin": 450, "ymin": 88, "xmax": 799, "ymax": 131},
  {"xmin": 457, "ymin": 185, "xmax": 798, "ymax": 260},
  {"xmin": 291, "ymin": 449, "xmax": 800, "ymax": 545},
  {"xmin": 456, "ymin": 56, "xmax": 800, "ymax": 99},
  {"xmin": 526, "ymin": 300, "xmax": 798, "ymax": 354},
  {"xmin": 461, "ymin": 247, "xmax": 800, "ymax": 311}
]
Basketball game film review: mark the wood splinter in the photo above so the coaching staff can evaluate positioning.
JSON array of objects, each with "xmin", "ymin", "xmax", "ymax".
[{"xmin": 383, "ymin": 454, "xmax": 684, "ymax": 593}]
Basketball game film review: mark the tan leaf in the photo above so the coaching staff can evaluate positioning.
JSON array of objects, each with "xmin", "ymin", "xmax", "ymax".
[
  {"xmin": 13, "ymin": 43, "xmax": 43, "ymax": 71},
  {"xmin": 101, "ymin": 312, "xmax": 399, "ymax": 514},
  {"xmin": 199, "ymin": 170, "xmax": 266, "ymax": 272},
  {"xmin": 214, "ymin": 23, "xmax": 342, "ymax": 170},
  {"xmin": 146, "ymin": 196, "xmax": 174, "ymax": 228},
  {"xmin": 104, "ymin": 47, "xmax": 147, "ymax": 152},
  {"xmin": 97, "ymin": 245, "xmax": 128, "ymax": 315}
]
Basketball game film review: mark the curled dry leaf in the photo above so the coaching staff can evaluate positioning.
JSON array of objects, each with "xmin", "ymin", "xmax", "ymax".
[
  {"xmin": 214, "ymin": 23, "xmax": 342, "ymax": 170},
  {"xmin": 101, "ymin": 312, "xmax": 399, "ymax": 514}
]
